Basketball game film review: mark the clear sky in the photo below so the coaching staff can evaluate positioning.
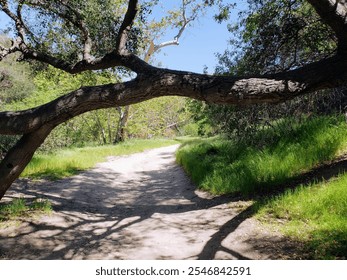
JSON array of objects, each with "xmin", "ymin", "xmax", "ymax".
[
  {"xmin": 148, "ymin": 1, "xmax": 248, "ymax": 74},
  {"xmin": 149, "ymin": 14, "xmax": 230, "ymax": 74},
  {"xmin": 0, "ymin": 1, "xmax": 248, "ymax": 74}
]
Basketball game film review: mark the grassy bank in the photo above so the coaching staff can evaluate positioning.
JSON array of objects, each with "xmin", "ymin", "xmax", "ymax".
[
  {"xmin": 22, "ymin": 139, "xmax": 177, "ymax": 180},
  {"xmin": 176, "ymin": 115, "xmax": 347, "ymax": 259},
  {"xmin": 176, "ymin": 115, "xmax": 347, "ymax": 195},
  {"xmin": 255, "ymin": 174, "xmax": 347, "ymax": 259}
]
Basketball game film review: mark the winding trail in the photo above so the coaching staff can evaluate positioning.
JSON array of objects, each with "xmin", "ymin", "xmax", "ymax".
[{"xmin": 0, "ymin": 145, "xmax": 298, "ymax": 259}]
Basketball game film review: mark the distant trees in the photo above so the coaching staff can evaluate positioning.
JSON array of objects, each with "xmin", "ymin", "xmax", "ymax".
[
  {"xmin": 0, "ymin": 36, "xmax": 35, "ymax": 105},
  {"xmin": 2, "ymin": 0, "xmax": 347, "ymax": 199},
  {"xmin": 216, "ymin": 0, "xmax": 337, "ymax": 75},
  {"xmin": 0, "ymin": 36, "xmax": 35, "ymax": 158},
  {"xmin": 2, "ymin": 63, "xmax": 189, "ymax": 151}
]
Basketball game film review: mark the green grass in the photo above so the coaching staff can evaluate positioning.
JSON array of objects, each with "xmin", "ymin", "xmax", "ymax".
[
  {"xmin": 22, "ymin": 139, "xmax": 177, "ymax": 180},
  {"xmin": 176, "ymin": 115, "xmax": 347, "ymax": 195},
  {"xmin": 176, "ymin": 115, "xmax": 347, "ymax": 259},
  {"xmin": 255, "ymin": 174, "xmax": 347, "ymax": 259},
  {"xmin": 0, "ymin": 198, "xmax": 52, "ymax": 222}
]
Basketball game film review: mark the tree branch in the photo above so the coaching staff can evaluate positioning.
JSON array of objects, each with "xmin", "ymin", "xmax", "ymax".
[
  {"xmin": 58, "ymin": 1, "xmax": 93, "ymax": 62},
  {"xmin": 144, "ymin": 0, "xmax": 194, "ymax": 62},
  {"xmin": 307, "ymin": 0, "xmax": 347, "ymax": 52},
  {"xmin": 1, "ymin": 54, "xmax": 347, "ymax": 135},
  {"xmin": 0, "ymin": 1, "xmax": 140, "ymax": 73},
  {"xmin": 21, "ymin": 0, "xmax": 94, "ymax": 62},
  {"xmin": 0, "ymin": 37, "xmax": 21, "ymax": 59},
  {"xmin": 0, "ymin": 0, "xmax": 146, "ymax": 74},
  {"xmin": 32, "ymin": 0, "xmax": 94, "ymax": 62},
  {"xmin": 0, "ymin": 1, "xmax": 37, "ymax": 63},
  {"xmin": 1, "ymin": 1, "xmax": 25, "ymax": 41},
  {"xmin": 115, "ymin": 0, "xmax": 139, "ymax": 54}
]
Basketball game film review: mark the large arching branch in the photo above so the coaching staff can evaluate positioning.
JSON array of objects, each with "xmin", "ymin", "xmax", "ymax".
[
  {"xmin": 1, "ymin": 54, "xmax": 347, "ymax": 136},
  {"xmin": 2, "ymin": 0, "xmax": 347, "ymax": 201}
]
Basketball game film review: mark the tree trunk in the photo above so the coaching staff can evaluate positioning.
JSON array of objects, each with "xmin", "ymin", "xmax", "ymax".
[
  {"xmin": 114, "ymin": 106, "xmax": 130, "ymax": 143},
  {"xmin": 0, "ymin": 125, "xmax": 53, "ymax": 199},
  {"xmin": 94, "ymin": 112, "xmax": 107, "ymax": 145}
]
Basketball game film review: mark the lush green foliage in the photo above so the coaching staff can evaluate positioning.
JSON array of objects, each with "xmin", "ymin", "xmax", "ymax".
[
  {"xmin": 0, "ymin": 57, "xmax": 35, "ymax": 105},
  {"xmin": 127, "ymin": 96, "xmax": 190, "ymax": 139},
  {"xmin": 176, "ymin": 115, "xmax": 347, "ymax": 195},
  {"xmin": 0, "ymin": 198, "xmax": 52, "ymax": 222},
  {"xmin": 0, "ymin": 48, "xmax": 37, "ymax": 155},
  {"xmin": 8, "ymin": 65, "xmax": 118, "ymax": 110},
  {"xmin": 255, "ymin": 174, "xmax": 347, "ymax": 259},
  {"xmin": 2, "ymin": 64, "xmax": 190, "ymax": 151},
  {"xmin": 1, "ymin": 65, "xmax": 121, "ymax": 151},
  {"xmin": 217, "ymin": 0, "xmax": 336, "ymax": 75},
  {"xmin": 177, "ymin": 114, "xmax": 347, "ymax": 259},
  {"xmin": 22, "ymin": 139, "xmax": 177, "ymax": 180},
  {"xmin": 14, "ymin": 0, "xmax": 143, "ymax": 62},
  {"xmin": 186, "ymin": 89, "xmax": 347, "ymax": 143}
]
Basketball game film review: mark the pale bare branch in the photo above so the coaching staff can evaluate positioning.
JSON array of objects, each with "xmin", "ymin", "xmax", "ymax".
[{"xmin": 144, "ymin": 0, "xmax": 195, "ymax": 61}]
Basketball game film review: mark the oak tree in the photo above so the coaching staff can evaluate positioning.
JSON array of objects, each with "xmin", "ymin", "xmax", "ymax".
[{"xmin": 1, "ymin": 0, "xmax": 347, "ymax": 199}]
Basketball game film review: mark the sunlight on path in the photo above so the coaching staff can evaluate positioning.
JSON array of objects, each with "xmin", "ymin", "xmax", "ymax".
[{"xmin": 0, "ymin": 145, "xmax": 295, "ymax": 260}]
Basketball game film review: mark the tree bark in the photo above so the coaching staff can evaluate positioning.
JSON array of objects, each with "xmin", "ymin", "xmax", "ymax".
[
  {"xmin": 114, "ymin": 106, "xmax": 130, "ymax": 143},
  {"xmin": 94, "ymin": 112, "xmax": 107, "ymax": 145},
  {"xmin": 2, "ymin": 54, "xmax": 347, "ymax": 137},
  {"xmin": 0, "ymin": 125, "xmax": 53, "ymax": 199}
]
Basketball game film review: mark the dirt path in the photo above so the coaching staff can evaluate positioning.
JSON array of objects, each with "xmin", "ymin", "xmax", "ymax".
[{"xmin": 0, "ymin": 145, "xmax": 299, "ymax": 260}]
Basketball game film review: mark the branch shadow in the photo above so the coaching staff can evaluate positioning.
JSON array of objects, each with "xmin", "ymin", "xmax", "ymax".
[
  {"xmin": 1, "ymin": 148, "xmax": 346, "ymax": 260},
  {"xmin": 0, "ymin": 148, "xmax": 243, "ymax": 259},
  {"xmin": 268, "ymin": 155, "xmax": 347, "ymax": 196},
  {"xmin": 193, "ymin": 155, "xmax": 347, "ymax": 260},
  {"xmin": 196, "ymin": 206, "xmax": 253, "ymax": 260}
]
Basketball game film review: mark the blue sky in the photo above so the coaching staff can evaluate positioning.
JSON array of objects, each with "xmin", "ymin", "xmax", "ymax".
[
  {"xmin": 149, "ymin": 1, "xmax": 248, "ymax": 74},
  {"xmin": 0, "ymin": 1, "xmax": 248, "ymax": 74},
  {"xmin": 150, "ymin": 14, "xmax": 231, "ymax": 74}
]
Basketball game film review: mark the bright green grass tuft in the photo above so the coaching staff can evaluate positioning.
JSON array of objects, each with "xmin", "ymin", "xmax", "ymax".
[
  {"xmin": 22, "ymin": 139, "xmax": 177, "ymax": 180},
  {"xmin": 255, "ymin": 174, "xmax": 347, "ymax": 259},
  {"xmin": 176, "ymin": 115, "xmax": 347, "ymax": 195},
  {"xmin": 0, "ymin": 198, "xmax": 52, "ymax": 222}
]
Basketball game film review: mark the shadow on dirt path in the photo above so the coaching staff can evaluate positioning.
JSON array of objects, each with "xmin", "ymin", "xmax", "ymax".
[{"xmin": 0, "ymin": 145, "xmax": 324, "ymax": 260}]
